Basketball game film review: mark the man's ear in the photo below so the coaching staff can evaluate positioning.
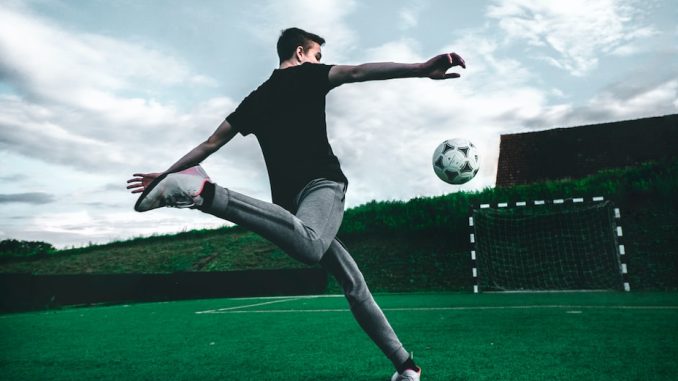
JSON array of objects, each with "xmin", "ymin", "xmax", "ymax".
[{"xmin": 295, "ymin": 46, "xmax": 304, "ymax": 62}]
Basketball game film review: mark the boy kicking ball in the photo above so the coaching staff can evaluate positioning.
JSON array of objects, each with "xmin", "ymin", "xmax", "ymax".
[{"xmin": 127, "ymin": 27, "xmax": 465, "ymax": 380}]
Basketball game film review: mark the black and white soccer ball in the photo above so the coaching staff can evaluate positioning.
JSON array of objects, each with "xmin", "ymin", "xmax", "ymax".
[{"xmin": 432, "ymin": 138, "xmax": 480, "ymax": 184}]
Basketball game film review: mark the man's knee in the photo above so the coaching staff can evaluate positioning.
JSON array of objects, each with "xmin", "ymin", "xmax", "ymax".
[{"xmin": 289, "ymin": 235, "xmax": 331, "ymax": 265}]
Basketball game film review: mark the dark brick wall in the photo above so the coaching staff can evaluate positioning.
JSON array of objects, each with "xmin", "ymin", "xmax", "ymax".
[
  {"xmin": 0, "ymin": 269, "xmax": 327, "ymax": 312},
  {"xmin": 496, "ymin": 114, "xmax": 678, "ymax": 186}
]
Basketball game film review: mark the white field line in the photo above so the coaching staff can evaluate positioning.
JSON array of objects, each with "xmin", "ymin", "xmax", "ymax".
[
  {"xmin": 195, "ymin": 295, "xmax": 347, "ymax": 314},
  {"xmin": 208, "ymin": 294, "xmax": 344, "ymax": 301},
  {"xmin": 195, "ymin": 304, "xmax": 678, "ymax": 314},
  {"xmin": 195, "ymin": 298, "xmax": 304, "ymax": 314}
]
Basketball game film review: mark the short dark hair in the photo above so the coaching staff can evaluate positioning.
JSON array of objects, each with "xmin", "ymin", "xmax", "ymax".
[{"xmin": 277, "ymin": 27, "xmax": 325, "ymax": 63}]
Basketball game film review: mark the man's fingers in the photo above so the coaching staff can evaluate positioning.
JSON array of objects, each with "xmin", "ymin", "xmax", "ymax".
[
  {"xmin": 127, "ymin": 184, "xmax": 145, "ymax": 193},
  {"xmin": 453, "ymin": 52, "xmax": 466, "ymax": 68},
  {"xmin": 444, "ymin": 72, "xmax": 461, "ymax": 79},
  {"xmin": 131, "ymin": 173, "xmax": 156, "ymax": 179},
  {"xmin": 448, "ymin": 53, "xmax": 466, "ymax": 68},
  {"xmin": 127, "ymin": 172, "xmax": 157, "ymax": 194}
]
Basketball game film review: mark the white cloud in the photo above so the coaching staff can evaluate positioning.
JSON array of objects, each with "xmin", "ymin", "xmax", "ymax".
[
  {"xmin": 587, "ymin": 78, "xmax": 678, "ymax": 119},
  {"xmin": 0, "ymin": 4, "xmax": 231, "ymax": 171},
  {"xmin": 522, "ymin": 78, "xmax": 678, "ymax": 129},
  {"xmin": 363, "ymin": 38, "xmax": 424, "ymax": 62},
  {"xmin": 21, "ymin": 209, "xmax": 227, "ymax": 248},
  {"xmin": 0, "ymin": 5, "xmax": 217, "ymax": 103},
  {"xmin": 398, "ymin": 1, "xmax": 427, "ymax": 30},
  {"xmin": 449, "ymin": 33, "xmax": 534, "ymax": 88},
  {"xmin": 487, "ymin": 0, "xmax": 658, "ymax": 76},
  {"xmin": 243, "ymin": 0, "xmax": 358, "ymax": 63},
  {"xmin": 399, "ymin": 9, "xmax": 418, "ymax": 29}
]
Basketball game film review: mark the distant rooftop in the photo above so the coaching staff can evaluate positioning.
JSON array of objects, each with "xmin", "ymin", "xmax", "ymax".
[{"xmin": 496, "ymin": 114, "xmax": 678, "ymax": 186}]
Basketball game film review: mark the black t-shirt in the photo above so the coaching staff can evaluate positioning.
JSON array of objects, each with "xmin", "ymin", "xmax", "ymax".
[{"xmin": 226, "ymin": 63, "xmax": 348, "ymax": 212}]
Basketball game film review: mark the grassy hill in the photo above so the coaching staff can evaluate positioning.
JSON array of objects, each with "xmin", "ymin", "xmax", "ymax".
[{"xmin": 1, "ymin": 160, "xmax": 677, "ymax": 292}]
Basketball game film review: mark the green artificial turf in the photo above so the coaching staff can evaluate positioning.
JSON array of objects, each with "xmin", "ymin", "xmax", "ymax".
[{"xmin": 1, "ymin": 292, "xmax": 677, "ymax": 380}]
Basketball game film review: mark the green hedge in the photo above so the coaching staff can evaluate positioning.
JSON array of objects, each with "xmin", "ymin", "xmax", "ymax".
[{"xmin": 341, "ymin": 160, "xmax": 677, "ymax": 236}]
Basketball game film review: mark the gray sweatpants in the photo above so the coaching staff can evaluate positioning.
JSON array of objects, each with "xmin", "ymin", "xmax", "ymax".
[{"xmin": 203, "ymin": 178, "xmax": 410, "ymax": 368}]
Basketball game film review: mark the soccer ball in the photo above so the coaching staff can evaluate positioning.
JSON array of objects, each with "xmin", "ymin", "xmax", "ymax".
[{"xmin": 432, "ymin": 138, "xmax": 480, "ymax": 184}]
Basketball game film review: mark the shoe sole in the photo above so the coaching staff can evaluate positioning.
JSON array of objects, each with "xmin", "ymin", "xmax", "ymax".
[{"xmin": 134, "ymin": 172, "xmax": 170, "ymax": 212}]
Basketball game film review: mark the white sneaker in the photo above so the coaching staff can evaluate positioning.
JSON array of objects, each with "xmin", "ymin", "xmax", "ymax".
[
  {"xmin": 391, "ymin": 367, "xmax": 421, "ymax": 381},
  {"xmin": 134, "ymin": 165, "xmax": 212, "ymax": 212}
]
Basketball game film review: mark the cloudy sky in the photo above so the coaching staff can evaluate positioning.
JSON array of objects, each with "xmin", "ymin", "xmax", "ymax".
[{"xmin": 1, "ymin": 0, "xmax": 676, "ymax": 248}]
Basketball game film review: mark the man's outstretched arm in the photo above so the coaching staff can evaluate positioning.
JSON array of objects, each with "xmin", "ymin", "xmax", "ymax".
[
  {"xmin": 126, "ymin": 119, "xmax": 236, "ymax": 193},
  {"xmin": 328, "ymin": 52, "xmax": 465, "ymax": 87},
  {"xmin": 164, "ymin": 119, "xmax": 237, "ymax": 174}
]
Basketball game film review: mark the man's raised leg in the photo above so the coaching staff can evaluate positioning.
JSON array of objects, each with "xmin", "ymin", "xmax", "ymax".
[{"xmin": 203, "ymin": 180, "xmax": 345, "ymax": 265}]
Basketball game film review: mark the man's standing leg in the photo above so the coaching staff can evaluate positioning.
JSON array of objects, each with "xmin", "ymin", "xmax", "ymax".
[{"xmin": 320, "ymin": 239, "xmax": 411, "ymax": 368}]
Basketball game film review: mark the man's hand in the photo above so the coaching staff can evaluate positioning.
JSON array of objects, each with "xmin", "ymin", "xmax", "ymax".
[
  {"xmin": 126, "ymin": 172, "xmax": 162, "ymax": 194},
  {"xmin": 420, "ymin": 53, "xmax": 466, "ymax": 80}
]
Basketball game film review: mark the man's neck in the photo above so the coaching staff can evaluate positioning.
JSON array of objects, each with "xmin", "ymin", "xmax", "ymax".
[{"xmin": 278, "ymin": 60, "xmax": 300, "ymax": 69}]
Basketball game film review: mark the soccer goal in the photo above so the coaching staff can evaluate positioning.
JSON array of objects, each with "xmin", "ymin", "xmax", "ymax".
[{"xmin": 469, "ymin": 197, "xmax": 630, "ymax": 293}]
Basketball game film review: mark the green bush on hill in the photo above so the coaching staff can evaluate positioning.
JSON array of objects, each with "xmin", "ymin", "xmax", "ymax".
[{"xmin": 0, "ymin": 239, "xmax": 55, "ymax": 259}]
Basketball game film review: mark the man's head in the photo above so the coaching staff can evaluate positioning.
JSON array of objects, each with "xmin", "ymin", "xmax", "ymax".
[{"xmin": 277, "ymin": 27, "xmax": 325, "ymax": 65}]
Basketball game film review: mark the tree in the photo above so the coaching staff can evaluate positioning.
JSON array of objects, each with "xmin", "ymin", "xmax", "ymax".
[{"xmin": 0, "ymin": 239, "xmax": 55, "ymax": 258}]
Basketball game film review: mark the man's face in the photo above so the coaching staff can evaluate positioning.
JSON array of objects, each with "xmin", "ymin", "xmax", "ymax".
[{"xmin": 298, "ymin": 41, "xmax": 322, "ymax": 64}]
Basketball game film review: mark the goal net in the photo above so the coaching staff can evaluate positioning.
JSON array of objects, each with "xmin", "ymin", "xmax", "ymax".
[{"xmin": 472, "ymin": 200, "xmax": 625, "ymax": 291}]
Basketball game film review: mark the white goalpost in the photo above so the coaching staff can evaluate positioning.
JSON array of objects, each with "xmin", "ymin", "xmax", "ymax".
[{"xmin": 469, "ymin": 196, "xmax": 630, "ymax": 293}]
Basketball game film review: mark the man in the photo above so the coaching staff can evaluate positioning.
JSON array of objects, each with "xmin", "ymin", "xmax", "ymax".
[{"xmin": 127, "ymin": 27, "xmax": 465, "ymax": 381}]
